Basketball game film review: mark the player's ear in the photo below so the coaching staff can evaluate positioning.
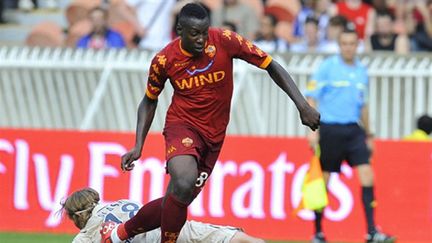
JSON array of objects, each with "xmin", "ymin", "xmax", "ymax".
[{"xmin": 176, "ymin": 23, "xmax": 183, "ymax": 36}]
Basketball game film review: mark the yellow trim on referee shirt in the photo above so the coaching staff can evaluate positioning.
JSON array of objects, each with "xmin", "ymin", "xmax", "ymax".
[
  {"xmin": 259, "ymin": 55, "xmax": 273, "ymax": 69},
  {"xmin": 307, "ymin": 80, "xmax": 317, "ymax": 91},
  {"xmin": 145, "ymin": 89, "xmax": 158, "ymax": 100}
]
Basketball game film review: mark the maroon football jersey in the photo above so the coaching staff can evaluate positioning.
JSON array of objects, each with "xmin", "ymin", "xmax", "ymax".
[{"xmin": 146, "ymin": 28, "xmax": 272, "ymax": 143}]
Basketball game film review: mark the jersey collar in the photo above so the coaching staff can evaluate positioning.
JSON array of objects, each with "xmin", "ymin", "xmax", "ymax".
[
  {"xmin": 179, "ymin": 40, "xmax": 193, "ymax": 57},
  {"xmin": 179, "ymin": 40, "xmax": 208, "ymax": 57}
]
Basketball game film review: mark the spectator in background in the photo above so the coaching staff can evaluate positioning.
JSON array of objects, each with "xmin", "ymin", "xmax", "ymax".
[
  {"xmin": 370, "ymin": 0, "xmax": 395, "ymax": 14},
  {"xmin": 317, "ymin": 15, "xmax": 348, "ymax": 53},
  {"xmin": 412, "ymin": 0, "xmax": 432, "ymax": 51},
  {"xmin": 264, "ymin": 0, "xmax": 301, "ymax": 43},
  {"xmin": 0, "ymin": 0, "xmax": 5, "ymax": 24},
  {"xmin": 254, "ymin": 13, "xmax": 289, "ymax": 53},
  {"xmin": 18, "ymin": 0, "xmax": 37, "ymax": 11},
  {"xmin": 393, "ymin": 0, "xmax": 419, "ymax": 39},
  {"xmin": 293, "ymin": 0, "xmax": 332, "ymax": 43},
  {"xmin": 305, "ymin": 28, "xmax": 395, "ymax": 243},
  {"xmin": 18, "ymin": 0, "xmax": 57, "ymax": 11},
  {"xmin": 112, "ymin": 0, "xmax": 176, "ymax": 51},
  {"xmin": 331, "ymin": 0, "xmax": 376, "ymax": 39},
  {"xmin": 290, "ymin": 16, "xmax": 323, "ymax": 52},
  {"xmin": 365, "ymin": 10, "xmax": 410, "ymax": 53},
  {"xmin": 293, "ymin": 0, "xmax": 314, "ymax": 38},
  {"xmin": 77, "ymin": 7, "xmax": 126, "ymax": 49},
  {"xmin": 393, "ymin": 0, "xmax": 432, "ymax": 51},
  {"xmin": 369, "ymin": 0, "xmax": 409, "ymax": 42},
  {"xmin": 404, "ymin": 114, "xmax": 432, "ymax": 141},
  {"xmin": 221, "ymin": 21, "xmax": 238, "ymax": 32},
  {"xmin": 212, "ymin": 0, "xmax": 259, "ymax": 39}
]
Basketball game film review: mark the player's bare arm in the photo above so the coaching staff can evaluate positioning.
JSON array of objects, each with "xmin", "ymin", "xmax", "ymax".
[
  {"xmin": 121, "ymin": 95, "xmax": 158, "ymax": 171},
  {"xmin": 266, "ymin": 60, "xmax": 320, "ymax": 131},
  {"xmin": 305, "ymin": 97, "xmax": 319, "ymax": 149}
]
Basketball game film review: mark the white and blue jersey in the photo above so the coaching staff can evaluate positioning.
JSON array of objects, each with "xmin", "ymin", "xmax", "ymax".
[
  {"xmin": 72, "ymin": 199, "xmax": 240, "ymax": 243},
  {"xmin": 305, "ymin": 55, "xmax": 368, "ymax": 124}
]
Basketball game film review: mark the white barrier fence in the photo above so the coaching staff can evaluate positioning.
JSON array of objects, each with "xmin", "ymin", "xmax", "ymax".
[{"xmin": 1, "ymin": 46, "xmax": 431, "ymax": 139}]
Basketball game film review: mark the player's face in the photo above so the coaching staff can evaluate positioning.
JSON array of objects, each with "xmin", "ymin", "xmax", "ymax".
[
  {"xmin": 180, "ymin": 17, "xmax": 210, "ymax": 56},
  {"xmin": 376, "ymin": 15, "xmax": 393, "ymax": 36},
  {"xmin": 90, "ymin": 9, "xmax": 107, "ymax": 33},
  {"xmin": 260, "ymin": 16, "xmax": 274, "ymax": 38},
  {"xmin": 338, "ymin": 32, "xmax": 358, "ymax": 63}
]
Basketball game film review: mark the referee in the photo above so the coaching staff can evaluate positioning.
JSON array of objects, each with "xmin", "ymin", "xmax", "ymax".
[{"xmin": 305, "ymin": 28, "xmax": 395, "ymax": 243}]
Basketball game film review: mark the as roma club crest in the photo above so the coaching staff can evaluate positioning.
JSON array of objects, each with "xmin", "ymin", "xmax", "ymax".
[
  {"xmin": 182, "ymin": 137, "xmax": 194, "ymax": 147},
  {"xmin": 205, "ymin": 45, "xmax": 216, "ymax": 58}
]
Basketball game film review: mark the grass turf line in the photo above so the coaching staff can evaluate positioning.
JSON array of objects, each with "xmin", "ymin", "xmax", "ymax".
[{"xmin": 0, "ymin": 232, "xmax": 309, "ymax": 243}]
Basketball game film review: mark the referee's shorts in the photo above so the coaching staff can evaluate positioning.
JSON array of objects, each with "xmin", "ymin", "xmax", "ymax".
[{"xmin": 319, "ymin": 123, "xmax": 370, "ymax": 172}]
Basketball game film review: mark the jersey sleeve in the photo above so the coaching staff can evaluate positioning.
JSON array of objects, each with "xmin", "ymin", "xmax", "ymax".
[
  {"xmin": 145, "ymin": 53, "xmax": 169, "ymax": 100},
  {"xmin": 219, "ymin": 29, "xmax": 272, "ymax": 69}
]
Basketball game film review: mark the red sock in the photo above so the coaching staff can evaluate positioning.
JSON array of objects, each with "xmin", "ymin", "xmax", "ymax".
[
  {"xmin": 122, "ymin": 197, "xmax": 164, "ymax": 238},
  {"xmin": 160, "ymin": 194, "xmax": 188, "ymax": 243},
  {"xmin": 116, "ymin": 224, "xmax": 128, "ymax": 241}
]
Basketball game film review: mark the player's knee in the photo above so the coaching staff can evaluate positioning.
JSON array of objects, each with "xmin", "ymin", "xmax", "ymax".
[
  {"xmin": 357, "ymin": 164, "xmax": 374, "ymax": 186},
  {"xmin": 172, "ymin": 177, "xmax": 195, "ymax": 203}
]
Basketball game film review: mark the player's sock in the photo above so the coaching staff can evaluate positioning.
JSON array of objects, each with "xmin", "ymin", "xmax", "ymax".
[
  {"xmin": 110, "ymin": 224, "xmax": 123, "ymax": 243},
  {"xmin": 123, "ymin": 197, "xmax": 164, "ymax": 238},
  {"xmin": 116, "ymin": 224, "xmax": 128, "ymax": 241},
  {"xmin": 362, "ymin": 186, "xmax": 376, "ymax": 234},
  {"xmin": 314, "ymin": 210, "xmax": 323, "ymax": 234},
  {"xmin": 160, "ymin": 194, "xmax": 188, "ymax": 243}
]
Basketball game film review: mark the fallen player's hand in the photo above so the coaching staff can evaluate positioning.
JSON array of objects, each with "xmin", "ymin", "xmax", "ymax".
[
  {"xmin": 300, "ymin": 105, "xmax": 320, "ymax": 131},
  {"xmin": 121, "ymin": 148, "xmax": 141, "ymax": 172}
]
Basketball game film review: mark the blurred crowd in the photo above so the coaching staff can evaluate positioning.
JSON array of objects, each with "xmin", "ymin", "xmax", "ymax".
[{"xmin": 1, "ymin": 0, "xmax": 432, "ymax": 53}]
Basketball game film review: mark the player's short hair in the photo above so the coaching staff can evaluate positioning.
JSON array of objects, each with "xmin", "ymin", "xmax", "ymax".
[
  {"xmin": 417, "ymin": 114, "xmax": 432, "ymax": 134},
  {"xmin": 376, "ymin": 10, "xmax": 395, "ymax": 21},
  {"xmin": 329, "ymin": 15, "xmax": 348, "ymax": 28},
  {"xmin": 61, "ymin": 188, "xmax": 100, "ymax": 229},
  {"xmin": 341, "ymin": 23, "xmax": 358, "ymax": 36},
  {"xmin": 178, "ymin": 3, "xmax": 209, "ymax": 26},
  {"xmin": 305, "ymin": 16, "xmax": 319, "ymax": 26}
]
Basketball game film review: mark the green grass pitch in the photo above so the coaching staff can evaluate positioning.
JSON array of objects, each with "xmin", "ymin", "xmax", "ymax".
[
  {"xmin": 0, "ymin": 232, "xmax": 355, "ymax": 242},
  {"xmin": 0, "ymin": 232, "xmax": 308, "ymax": 243}
]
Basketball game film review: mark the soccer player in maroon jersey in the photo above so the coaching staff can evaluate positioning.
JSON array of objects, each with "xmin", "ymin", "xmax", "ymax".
[{"xmin": 100, "ymin": 3, "xmax": 320, "ymax": 243}]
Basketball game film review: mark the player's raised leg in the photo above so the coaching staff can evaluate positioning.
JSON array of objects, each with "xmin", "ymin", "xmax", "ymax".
[
  {"xmin": 161, "ymin": 155, "xmax": 198, "ymax": 242},
  {"xmin": 100, "ymin": 155, "xmax": 198, "ymax": 243},
  {"xmin": 100, "ymin": 197, "xmax": 165, "ymax": 243}
]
